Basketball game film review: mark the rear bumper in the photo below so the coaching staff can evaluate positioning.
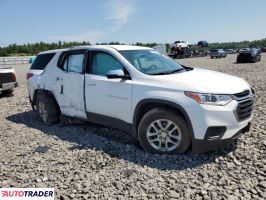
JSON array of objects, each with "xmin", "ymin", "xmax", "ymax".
[
  {"xmin": 0, "ymin": 82, "xmax": 18, "ymax": 92},
  {"xmin": 192, "ymin": 122, "xmax": 251, "ymax": 153},
  {"xmin": 237, "ymin": 56, "xmax": 254, "ymax": 62}
]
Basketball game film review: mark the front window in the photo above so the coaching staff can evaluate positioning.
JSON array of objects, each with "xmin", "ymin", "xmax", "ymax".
[
  {"xmin": 90, "ymin": 52, "xmax": 124, "ymax": 76},
  {"xmin": 120, "ymin": 50, "xmax": 184, "ymax": 75}
]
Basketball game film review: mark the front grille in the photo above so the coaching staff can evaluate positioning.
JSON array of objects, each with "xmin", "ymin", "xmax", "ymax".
[
  {"xmin": 233, "ymin": 90, "xmax": 250, "ymax": 98},
  {"xmin": 0, "ymin": 73, "xmax": 15, "ymax": 85},
  {"xmin": 233, "ymin": 90, "xmax": 254, "ymax": 121}
]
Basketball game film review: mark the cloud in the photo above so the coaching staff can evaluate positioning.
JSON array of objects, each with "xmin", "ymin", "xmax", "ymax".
[
  {"xmin": 49, "ymin": 30, "xmax": 103, "ymax": 43},
  {"xmin": 104, "ymin": 0, "xmax": 136, "ymax": 31}
]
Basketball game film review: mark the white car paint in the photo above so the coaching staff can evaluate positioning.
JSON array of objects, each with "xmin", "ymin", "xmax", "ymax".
[
  {"xmin": 171, "ymin": 41, "xmax": 190, "ymax": 48},
  {"xmin": 27, "ymin": 45, "xmax": 254, "ymax": 144},
  {"xmin": 0, "ymin": 66, "xmax": 17, "ymax": 92}
]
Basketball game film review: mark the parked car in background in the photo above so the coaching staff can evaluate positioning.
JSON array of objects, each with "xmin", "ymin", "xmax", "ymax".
[
  {"xmin": 261, "ymin": 47, "xmax": 266, "ymax": 53},
  {"xmin": 27, "ymin": 45, "xmax": 254, "ymax": 154},
  {"xmin": 239, "ymin": 48, "xmax": 250, "ymax": 52},
  {"xmin": 29, "ymin": 56, "xmax": 36, "ymax": 64},
  {"xmin": 226, "ymin": 49, "xmax": 237, "ymax": 54},
  {"xmin": 0, "ymin": 66, "xmax": 17, "ymax": 95},
  {"xmin": 210, "ymin": 49, "xmax": 227, "ymax": 58},
  {"xmin": 168, "ymin": 51, "xmax": 177, "ymax": 58},
  {"xmin": 237, "ymin": 48, "xmax": 261, "ymax": 63}
]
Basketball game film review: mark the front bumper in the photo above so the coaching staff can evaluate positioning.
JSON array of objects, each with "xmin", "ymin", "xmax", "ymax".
[
  {"xmin": 192, "ymin": 122, "xmax": 251, "ymax": 153},
  {"xmin": 0, "ymin": 82, "xmax": 18, "ymax": 92},
  {"xmin": 183, "ymin": 95, "xmax": 254, "ymax": 153}
]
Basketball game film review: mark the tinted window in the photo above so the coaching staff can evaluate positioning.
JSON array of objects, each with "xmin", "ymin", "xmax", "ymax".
[
  {"xmin": 63, "ymin": 54, "xmax": 84, "ymax": 73},
  {"xmin": 30, "ymin": 53, "xmax": 55, "ymax": 70},
  {"xmin": 90, "ymin": 52, "xmax": 123, "ymax": 76}
]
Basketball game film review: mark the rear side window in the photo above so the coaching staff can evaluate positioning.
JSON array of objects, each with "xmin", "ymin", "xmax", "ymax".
[
  {"xmin": 30, "ymin": 53, "xmax": 55, "ymax": 70},
  {"xmin": 63, "ymin": 54, "xmax": 84, "ymax": 73}
]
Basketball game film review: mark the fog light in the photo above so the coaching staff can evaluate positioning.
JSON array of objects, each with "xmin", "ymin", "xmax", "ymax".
[{"xmin": 204, "ymin": 127, "xmax": 226, "ymax": 140}]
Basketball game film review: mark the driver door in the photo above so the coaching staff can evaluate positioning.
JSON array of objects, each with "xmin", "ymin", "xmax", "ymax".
[{"xmin": 84, "ymin": 51, "xmax": 132, "ymax": 123}]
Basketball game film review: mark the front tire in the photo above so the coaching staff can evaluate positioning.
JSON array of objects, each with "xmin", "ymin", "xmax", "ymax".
[
  {"xmin": 138, "ymin": 108, "xmax": 190, "ymax": 154},
  {"xmin": 36, "ymin": 93, "xmax": 60, "ymax": 125}
]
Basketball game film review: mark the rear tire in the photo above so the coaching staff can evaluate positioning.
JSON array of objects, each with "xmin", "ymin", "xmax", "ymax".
[
  {"xmin": 138, "ymin": 108, "xmax": 190, "ymax": 154},
  {"xmin": 36, "ymin": 93, "xmax": 60, "ymax": 125}
]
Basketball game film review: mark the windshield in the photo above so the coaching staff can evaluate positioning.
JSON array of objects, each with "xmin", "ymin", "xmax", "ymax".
[{"xmin": 120, "ymin": 50, "xmax": 184, "ymax": 75}]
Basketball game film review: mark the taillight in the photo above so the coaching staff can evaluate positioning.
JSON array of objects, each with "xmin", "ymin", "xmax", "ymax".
[
  {"xmin": 26, "ymin": 72, "xmax": 33, "ymax": 80},
  {"xmin": 11, "ymin": 72, "xmax": 16, "ymax": 81}
]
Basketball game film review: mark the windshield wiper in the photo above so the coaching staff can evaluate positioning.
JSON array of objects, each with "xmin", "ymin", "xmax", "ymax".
[{"xmin": 149, "ymin": 68, "xmax": 185, "ymax": 75}]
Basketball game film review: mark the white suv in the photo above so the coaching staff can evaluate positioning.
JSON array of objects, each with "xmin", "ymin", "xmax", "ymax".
[
  {"xmin": 172, "ymin": 41, "xmax": 189, "ymax": 48},
  {"xmin": 27, "ymin": 45, "xmax": 255, "ymax": 154}
]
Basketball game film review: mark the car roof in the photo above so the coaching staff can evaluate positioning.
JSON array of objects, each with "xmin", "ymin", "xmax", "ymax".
[{"xmin": 38, "ymin": 45, "xmax": 152, "ymax": 55}]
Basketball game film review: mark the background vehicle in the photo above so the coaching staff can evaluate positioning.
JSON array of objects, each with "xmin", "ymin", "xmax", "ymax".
[
  {"xmin": 168, "ymin": 51, "xmax": 177, "ymax": 58},
  {"xmin": 0, "ymin": 66, "xmax": 17, "ymax": 95},
  {"xmin": 237, "ymin": 48, "xmax": 261, "ymax": 63},
  {"xmin": 226, "ymin": 49, "xmax": 237, "ymax": 54},
  {"xmin": 197, "ymin": 40, "xmax": 208, "ymax": 47},
  {"xmin": 29, "ymin": 56, "xmax": 36, "ymax": 64},
  {"xmin": 239, "ymin": 48, "xmax": 250, "ymax": 52},
  {"xmin": 210, "ymin": 49, "xmax": 227, "ymax": 58},
  {"xmin": 172, "ymin": 41, "xmax": 189, "ymax": 48},
  {"xmin": 261, "ymin": 47, "xmax": 266, "ymax": 53},
  {"xmin": 27, "ymin": 45, "xmax": 254, "ymax": 154}
]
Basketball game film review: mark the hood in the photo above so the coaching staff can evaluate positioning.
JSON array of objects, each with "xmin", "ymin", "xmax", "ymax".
[{"xmin": 153, "ymin": 68, "xmax": 251, "ymax": 94}]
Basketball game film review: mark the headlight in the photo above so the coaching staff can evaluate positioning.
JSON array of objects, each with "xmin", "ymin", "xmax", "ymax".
[{"xmin": 185, "ymin": 92, "xmax": 232, "ymax": 106}]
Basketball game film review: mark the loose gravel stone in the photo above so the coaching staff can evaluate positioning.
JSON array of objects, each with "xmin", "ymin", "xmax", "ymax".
[{"xmin": 0, "ymin": 54, "xmax": 265, "ymax": 199}]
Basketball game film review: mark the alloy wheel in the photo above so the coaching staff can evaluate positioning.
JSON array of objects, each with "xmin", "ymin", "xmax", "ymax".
[{"xmin": 146, "ymin": 119, "xmax": 182, "ymax": 152}]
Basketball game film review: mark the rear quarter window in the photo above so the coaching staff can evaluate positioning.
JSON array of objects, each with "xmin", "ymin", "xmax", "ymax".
[{"xmin": 30, "ymin": 53, "xmax": 55, "ymax": 70}]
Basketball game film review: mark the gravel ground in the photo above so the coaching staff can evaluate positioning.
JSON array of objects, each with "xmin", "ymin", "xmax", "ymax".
[{"xmin": 0, "ymin": 54, "xmax": 265, "ymax": 199}]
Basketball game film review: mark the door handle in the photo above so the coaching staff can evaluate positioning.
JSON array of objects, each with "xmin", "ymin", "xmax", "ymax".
[{"xmin": 87, "ymin": 81, "xmax": 96, "ymax": 86}]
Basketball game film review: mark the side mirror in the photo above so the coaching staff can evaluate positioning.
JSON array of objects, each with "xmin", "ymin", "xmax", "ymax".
[{"xmin": 106, "ymin": 69, "xmax": 129, "ymax": 79}]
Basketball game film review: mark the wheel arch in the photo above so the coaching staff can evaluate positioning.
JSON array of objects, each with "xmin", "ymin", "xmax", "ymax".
[
  {"xmin": 33, "ymin": 89, "xmax": 61, "ymax": 114},
  {"xmin": 133, "ymin": 99, "xmax": 195, "ymax": 141}
]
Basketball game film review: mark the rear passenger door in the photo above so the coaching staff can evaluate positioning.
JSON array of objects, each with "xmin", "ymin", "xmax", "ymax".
[{"xmin": 54, "ymin": 50, "xmax": 87, "ymax": 119}]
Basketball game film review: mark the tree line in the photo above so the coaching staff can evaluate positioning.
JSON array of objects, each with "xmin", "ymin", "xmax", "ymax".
[
  {"xmin": 207, "ymin": 38, "xmax": 266, "ymax": 50},
  {"xmin": 0, "ymin": 38, "xmax": 266, "ymax": 56}
]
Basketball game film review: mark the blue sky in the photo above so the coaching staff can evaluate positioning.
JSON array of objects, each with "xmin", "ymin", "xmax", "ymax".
[{"xmin": 0, "ymin": 0, "xmax": 266, "ymax": 46}]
